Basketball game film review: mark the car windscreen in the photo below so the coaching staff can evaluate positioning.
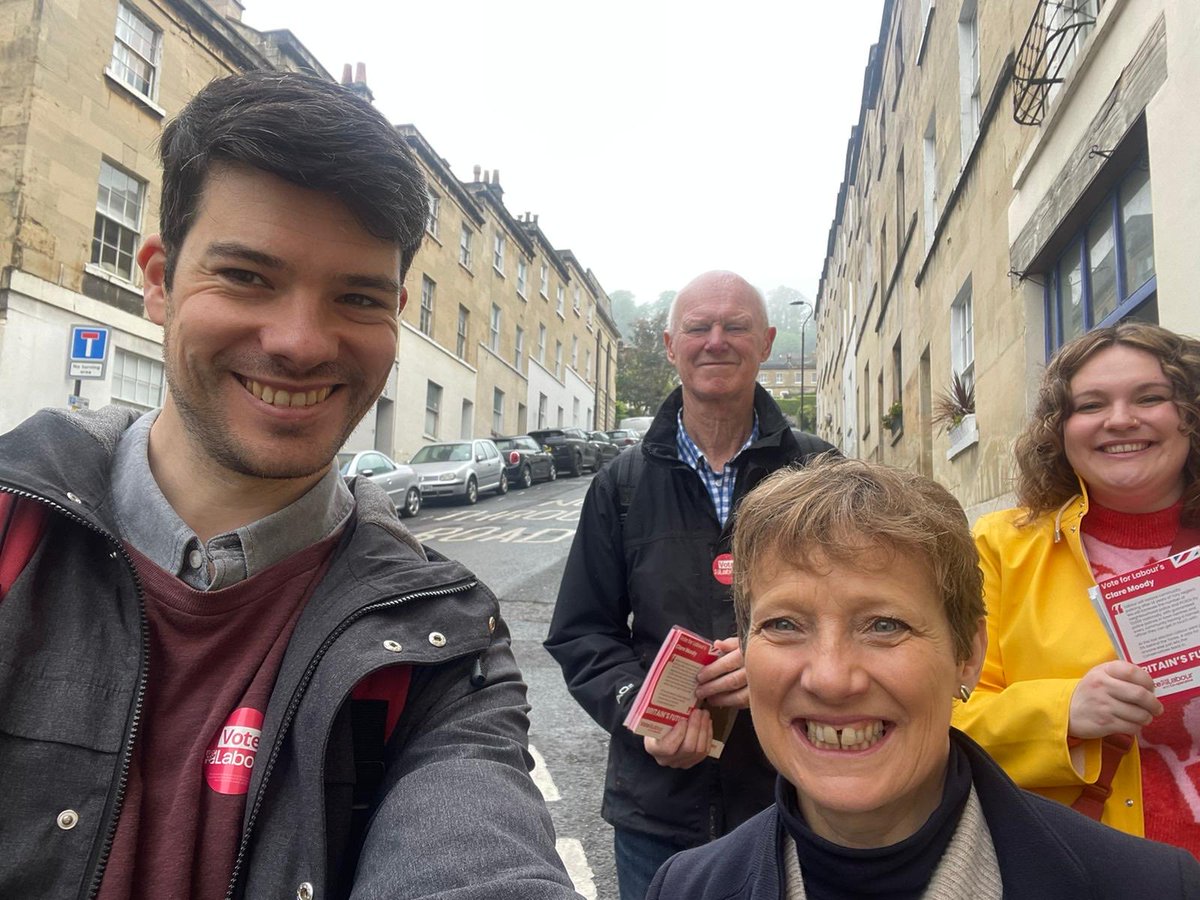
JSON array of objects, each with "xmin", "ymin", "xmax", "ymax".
[
  {"xmin": 411, "ymin": 443, "xmax": 471, "ymax": 464},
  {"xmin": 494, "ymin": 439, "xmax": 515, "ymax": 451}
]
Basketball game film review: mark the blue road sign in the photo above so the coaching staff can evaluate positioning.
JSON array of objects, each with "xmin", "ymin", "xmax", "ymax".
[{"xmin": 68, "ymin": 324, "xmax": 111, "ymax": 379}]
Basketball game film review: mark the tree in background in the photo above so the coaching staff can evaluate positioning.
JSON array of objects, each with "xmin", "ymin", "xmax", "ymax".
[
  {"xmin": 616, "ymin": 304, "xmax": 677, "ymax": 415},
  {"xmin": 610, "ymin": 290, "xmax": 638, "ymax": 341},
  {"xmin": 765, "ymin": 285, "xmax": 815, "ymax": 361}
]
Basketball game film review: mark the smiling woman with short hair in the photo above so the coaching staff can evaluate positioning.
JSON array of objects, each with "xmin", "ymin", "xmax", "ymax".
[{"xmin": 647, "ymin": 457, "xmax": 1200, "ymax": 899}]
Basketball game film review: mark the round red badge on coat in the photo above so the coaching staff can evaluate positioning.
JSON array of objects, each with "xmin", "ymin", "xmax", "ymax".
[
  {"xmin": 712, "ymin": 553, "xmax": 734, "ymax": 585},
  {"xmin": 204, "ymin": 706, "xmax": 263, "ymax": 795}
]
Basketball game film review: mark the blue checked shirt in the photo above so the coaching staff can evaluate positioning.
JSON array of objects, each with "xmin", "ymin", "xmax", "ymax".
[{"xmin": 675, "ymin": 410, "xmax": 760, "ymax": 527}]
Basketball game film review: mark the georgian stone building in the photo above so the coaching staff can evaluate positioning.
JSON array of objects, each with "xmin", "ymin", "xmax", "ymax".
[
  {"xmin": 0, "ymin": 0, "xmax": 620, "ymax": 463},
  {"xmin": 814, "ymin": 0, "xmax": 1199, "ymax": 518}
]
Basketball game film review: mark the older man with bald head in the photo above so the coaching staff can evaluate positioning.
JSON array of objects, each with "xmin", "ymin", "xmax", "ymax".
[{"xmin": 547, "ymin": 271, "xmax": 836, "ymax": 899}]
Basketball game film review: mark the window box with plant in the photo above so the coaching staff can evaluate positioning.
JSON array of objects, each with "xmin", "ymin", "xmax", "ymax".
[
  {"xmin": 882, "ymin": 400, "xmax": 904, "ymax": 436},
  {"xmin": 932, "ymin": 371, "xmax": 977, "ymax": 459}
]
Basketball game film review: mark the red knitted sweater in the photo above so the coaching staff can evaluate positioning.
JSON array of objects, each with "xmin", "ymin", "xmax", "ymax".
[{"xmin": 1082, "ymin": 501, "xmax": 1200, "ymax": 856}]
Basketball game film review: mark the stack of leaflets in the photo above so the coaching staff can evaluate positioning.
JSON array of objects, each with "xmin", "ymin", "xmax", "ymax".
[
  {"xmin": 1088, "ymin": 546, "xmax": 1200, "ymax": 701},
  {"xmin": 623, "ymin": 625, "xmax": 734, "ymax": 759}
]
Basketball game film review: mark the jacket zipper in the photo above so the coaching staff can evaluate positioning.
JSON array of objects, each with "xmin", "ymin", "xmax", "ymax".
[
  {"xmin": 224, "ymin": 577, "xmax": 477, "ymax": 899},
  {"xmin": 0, "ymin": 485, "xmax": 149, "ymax": 900}
]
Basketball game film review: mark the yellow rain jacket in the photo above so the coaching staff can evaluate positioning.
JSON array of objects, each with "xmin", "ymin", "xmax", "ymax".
[{"xmin": 953, "ymin": 487, "xmax": 1144, "ymax": 835}]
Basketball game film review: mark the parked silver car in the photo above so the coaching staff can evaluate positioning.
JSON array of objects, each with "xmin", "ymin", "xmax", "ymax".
[
  {"xmin": 337, "ymin": 450, "xmax": 422, "ymax": 518},
  {"xmin": 409, "ymin": 439, "xmax": 508, "ymax": 504}
]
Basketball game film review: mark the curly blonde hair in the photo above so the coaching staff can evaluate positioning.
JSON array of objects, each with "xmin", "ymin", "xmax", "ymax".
[{"xmin": 1013, "ymin": 322, "xmax": 1200, "ymax": 525}]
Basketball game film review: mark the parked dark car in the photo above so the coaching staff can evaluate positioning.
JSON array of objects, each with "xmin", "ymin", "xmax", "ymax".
[
  {"xmin": 337, "ymin": 450, "xmax": 422, "ymax": 518},
  {"xmin": 494, "ymin": 435, "xmax": 557, "ymax": 488},
  {"xmin": 588, "ymin": 431, "xmax": 622, "ymax": 466},
  {"xmin": 605, "ymin": 428, "xmax": 642, "ymax": 447},
  {"xmin": 527, "ymin": 427, "xmax": 600, "ymax": 477}
]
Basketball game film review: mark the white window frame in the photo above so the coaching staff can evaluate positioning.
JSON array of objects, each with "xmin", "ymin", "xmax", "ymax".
[
  {"xmin": 492, "ymin": 388, "xmax": 505, "ymax": 434},
  {"xmin": 456, "ymin": 305, "xmax": 469, "ymax": 358},
  {"xmin": 110, "ymin": 348, "xmax": 164, "ymax": 410},
  {"xmin": 459, "ymin": 224, "xmax": 473, "ymax": 269},
  {"xmin": 493, "ymin": 233, "xmax": 506, "ymax": 274},
  {"xmin": 958, "ymin": 0, "xmax": 981, "ymax": 163},
  {"xmin": 517, "ymin": 258, "xmax": 528, "ymax": 297},
  {"xmin": 419, "ymin": 275, "xmax": 435, "ymax": 335},
  {"xmin": 514, "ymin": 325, "xmax": 525, "ymax": 371},
  {"xmin": 923, "ymin": 116, "xmax": 938, "ymax": 252},
  {"xmin": 951, "ymin": 276, "xmax": 975, "ymax": 388},
  {"xmin": 425, "ymin": 187, "xmax": 440, "ymax": 239},
  {"xmin": 555, "ymin": 340, "xmax": 563, "ymax": 379},
  {"xmin": 537, "ymin": 324, "xmax": 547, "ymax": 363},
  {"xmin": 489, "ymin": 304, "xmax": 501, "ymax": 353},
  {"xmin": 556, "ymin": 285, "xmax": 565, "ymax": 317},
  {"xmin": 107, "ymin": 2, "xmax": 161, "ymax": 103},
  {"xmin": 92, "ymin": 160, "xmax": 145, "ymax": 284},
  {"xmin": 571, "ymin": 335, "xmax": 579, "ymax": 370},
  {"xmin": 539, "ymin": 263, "xmax": 549, "ymax": 298},
  {"xmin": 425, "ymin": 381, "xmax": 443, "ymax": 438},
  {"xmin": 573, "ymin": 285, "xmax": 581, "ymax": 312}
]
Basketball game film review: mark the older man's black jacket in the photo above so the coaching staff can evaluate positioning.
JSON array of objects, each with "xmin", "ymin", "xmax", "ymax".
[{"xmin": 545, "ymin": 385, "xmax": 836, "ymax": 845}]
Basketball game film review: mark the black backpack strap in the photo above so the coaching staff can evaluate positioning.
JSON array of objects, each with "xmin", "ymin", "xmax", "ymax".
[{"xmin": 614, "ymin": 449, "xmax": 645, "ymax": 530}]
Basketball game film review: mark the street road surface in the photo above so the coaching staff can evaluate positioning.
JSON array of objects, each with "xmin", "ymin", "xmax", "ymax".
[{"xmin": 412, "ymin": 472, "xmax": 616, "ymax": 899}]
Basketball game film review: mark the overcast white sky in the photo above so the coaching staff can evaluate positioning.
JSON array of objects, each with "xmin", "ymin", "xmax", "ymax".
[{"xmin": 242, "ymin": 1, "xmax": 885, "ymax": 305}]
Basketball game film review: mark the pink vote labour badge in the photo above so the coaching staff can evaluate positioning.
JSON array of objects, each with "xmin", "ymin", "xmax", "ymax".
[
  {"xmin": 205, "ymin": 706, "xmax": 263, "ymax": 795},
  {"xmin": 712, "ymin": 553, "xmax": 734, "ymax": 586}
]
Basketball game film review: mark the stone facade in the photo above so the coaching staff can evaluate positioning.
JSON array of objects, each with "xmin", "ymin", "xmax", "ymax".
[
  {"xmin": 757, "ymin": 357, "xmax": 817, "ymax": 401},
  {"xmin": 0, "ymin": 0, "xmax": 620, "ymax": 465},
  {"xmin": 814, "ymin": 0, "xmax": 1199, "ymax": 520}
]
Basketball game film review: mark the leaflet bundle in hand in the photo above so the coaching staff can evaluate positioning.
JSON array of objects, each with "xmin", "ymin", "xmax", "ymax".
[
  {"xmin": 1088, "ymin": 545, "xmax": 1200, "ymax": 701},
  {"xmin": 623, "ymin": 625, "xmax": 728, "ymax": 758}
]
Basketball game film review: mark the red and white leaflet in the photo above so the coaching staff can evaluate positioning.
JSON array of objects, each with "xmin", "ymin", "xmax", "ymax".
[
  {"xmin": 1089, "ymin": 546, "xmax": 1200, "ymax": 701},
  {"xmin": 624, "ymin": 626, "xmax": 721, "ymax": 751}
]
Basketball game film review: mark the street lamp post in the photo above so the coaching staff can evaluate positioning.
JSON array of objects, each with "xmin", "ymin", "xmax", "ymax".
[{"xmin": 790, "ymin": 300, "xmax": 813, "ymax": 431}]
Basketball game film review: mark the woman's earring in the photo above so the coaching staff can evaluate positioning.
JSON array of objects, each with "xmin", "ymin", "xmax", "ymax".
[{"xmin": 958, "ymin": 684, "xmax": 972, "ymax": 703}]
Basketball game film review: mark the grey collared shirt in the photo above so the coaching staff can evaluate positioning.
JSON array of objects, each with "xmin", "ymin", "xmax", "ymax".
[{"xmin": 110, "ymin": 410, "xmax": 354, "ymax": 590}]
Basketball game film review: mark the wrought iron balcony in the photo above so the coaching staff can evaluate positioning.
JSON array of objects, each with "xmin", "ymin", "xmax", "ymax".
[{"xmin": 1013, "ymin": 0, "xmax": 1102, "ymax": 125}]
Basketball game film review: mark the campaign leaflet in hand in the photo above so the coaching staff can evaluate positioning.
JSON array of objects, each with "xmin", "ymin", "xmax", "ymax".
[
  {"xmin": 623, "ymin": 625, "xmax": 729, "ymax": 758},
  {"xmin": 1088, "ymin": 546, "xmax": 1200, "ymax": 701}
]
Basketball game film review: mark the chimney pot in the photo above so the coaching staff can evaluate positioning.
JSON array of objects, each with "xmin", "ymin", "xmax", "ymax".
[
  {"xmin": 473, "ymin": 165, "xmax": 482, "ymax": 181},
  {"xmin": 341, "ymin": 64, "xmax": 353, "ymax": 85},
  {"xmin": 493, "ymin": 169, "xmax": 501, "ymax": 185},
  {"xmin": 355, "ymin": 62, "xmax": 366, "ymax": 84}
]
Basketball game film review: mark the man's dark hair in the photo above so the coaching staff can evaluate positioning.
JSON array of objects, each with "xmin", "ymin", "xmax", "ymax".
[{"xmin": 158, "ymin": 69, "xmax": 428, "ymax": 286}]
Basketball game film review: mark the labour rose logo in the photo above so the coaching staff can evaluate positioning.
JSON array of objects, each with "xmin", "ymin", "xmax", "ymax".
[{"xmin": 204, "ymin": 706, "xmax": 263, "ymax": 795}]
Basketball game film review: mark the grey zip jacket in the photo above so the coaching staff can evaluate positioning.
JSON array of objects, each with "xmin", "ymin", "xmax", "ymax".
[{"xmin": 0, "ymin": 406, "xmax": 580, "ymax": 900}]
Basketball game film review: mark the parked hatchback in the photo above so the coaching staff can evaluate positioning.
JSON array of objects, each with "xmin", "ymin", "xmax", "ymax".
[
  {"xmin": 409, "ymin": 439, "xmax": 508, "ymax": 504},
  {"xmin": 337, "ymin": 450, "xmax": 422, "ymax": 518},
  {"xmin": 605, "ymin": 429, "xmax": 642, "ymax": 447},
  {"xmin": 527, "ymin": 427, "xmax": 600, "ymax": 477},
  {"xmin": 588, "ymin": 431, "xmax": 622, "ymax": 466},
  {"xmin": 494, "ymin": 435, "xmax": 557, "ymax": 488}
]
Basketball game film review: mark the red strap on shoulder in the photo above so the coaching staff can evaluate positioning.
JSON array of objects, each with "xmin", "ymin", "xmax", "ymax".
[
  {"xmin": 351, "ymin": 665, "xmax": 412, "ymax": 743},
  {"xmin": 0, "ymin": 495, "xmax": 48, "ymax": 601}
]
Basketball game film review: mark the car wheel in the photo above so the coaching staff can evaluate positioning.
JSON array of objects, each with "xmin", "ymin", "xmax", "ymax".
[
  {"xmin": 519, "ymin": 465, "xmax": 533, "ymax": 489},
  {"xmin": 496, "ymin": 470, "xmax": 509, "ymax": 495},
  {"xmin": 548, "ymin": 461, "xmax": 557, "ymax": 481},
  {"xmin": 399, "ymin": 486, "xmax": 421, "ymax": 518},
  {"xmin": 570, "ymin": 452, "xmax": 582, "ymax": 477},
  {"xmin": 463, "ymin": 476, "xmax": 478, "ymax": 505}
]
